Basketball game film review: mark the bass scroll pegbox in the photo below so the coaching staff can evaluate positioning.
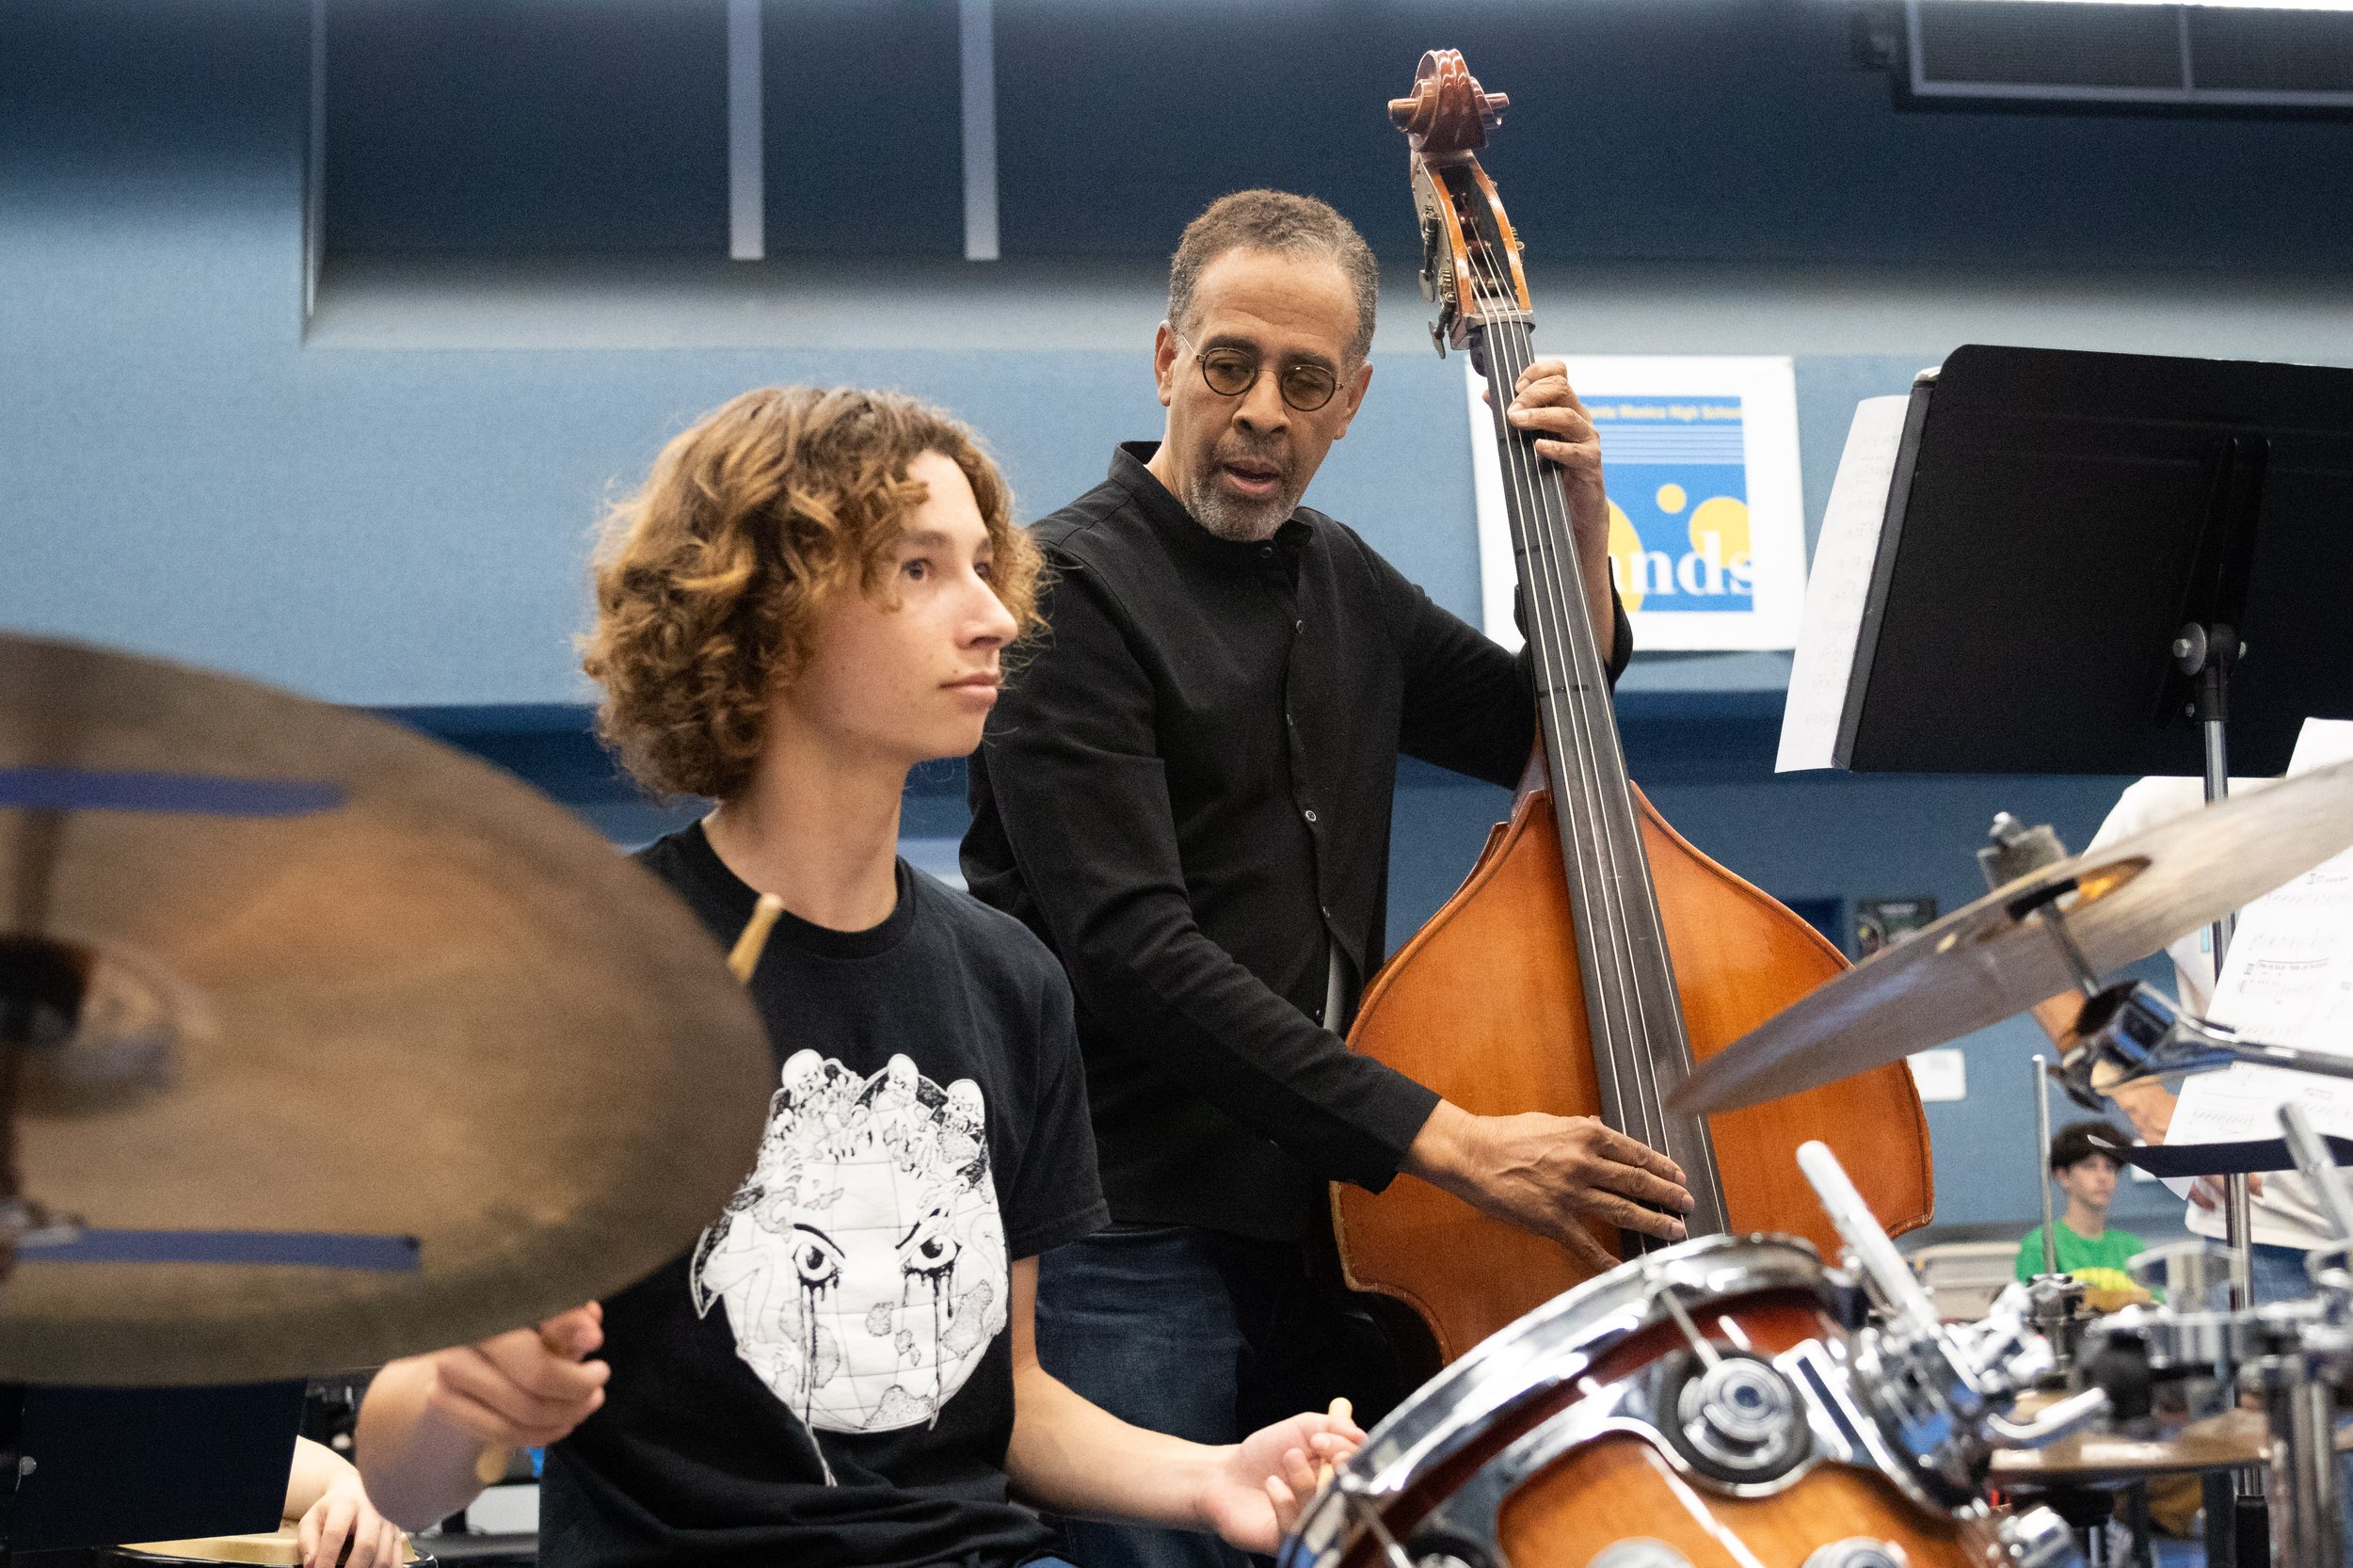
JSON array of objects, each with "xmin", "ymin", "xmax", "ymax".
[{"xmin": 1386, "ymin": 49, "xmax": 1529, "ymax": 360}]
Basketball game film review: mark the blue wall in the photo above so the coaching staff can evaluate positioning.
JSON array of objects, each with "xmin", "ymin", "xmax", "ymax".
[{"xmin": 9, "ymin": 0, "xmax": 2337, "ymax": 1240}]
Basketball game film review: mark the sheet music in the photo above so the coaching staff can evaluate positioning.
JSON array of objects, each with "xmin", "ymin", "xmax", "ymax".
[
  {"xmin": 1775, "ymin": 394, "xmax": 1911, "ymax": 773},
  {"xmin": 2165, "ymin": 720, "xmax": 2353, "ymax": 1243}
]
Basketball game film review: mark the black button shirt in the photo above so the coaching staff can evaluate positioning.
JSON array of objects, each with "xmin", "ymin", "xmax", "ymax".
[{"xmin": 963, "ymin": 443, "xmax": 1632, "ymax": 1240}]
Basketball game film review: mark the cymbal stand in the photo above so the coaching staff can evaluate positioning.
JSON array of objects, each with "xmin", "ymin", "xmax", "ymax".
[
  {"xmin": 2037, "ymin": 1052, "xmax": 2059, "ymax": 1280},
  {"xmin": 2027, "ymin": 1053, "xmax": 2088, "ymax": 1377}
]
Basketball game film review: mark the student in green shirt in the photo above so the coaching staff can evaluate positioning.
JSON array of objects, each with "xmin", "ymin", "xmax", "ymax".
[{"xmin": 2016, "ymin": 1119, "xmax": 2147, "ymax": 1292}]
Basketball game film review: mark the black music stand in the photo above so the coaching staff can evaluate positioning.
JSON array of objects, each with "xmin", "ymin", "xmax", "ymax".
[
  {"xmin": 1829, "ymin": 344, "xmax": 2353, "ymax": 778},
  {"xmin": 1810, "ymin": 344, "xmax": 2353, "ymax": 1568}
]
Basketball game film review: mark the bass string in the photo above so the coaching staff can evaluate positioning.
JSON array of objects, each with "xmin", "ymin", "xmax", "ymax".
[
  {"xmin": 1453, "ymin": 237, "xmax": 1656, "ymax": 1112},
  {"xmin": 1477, "ymin": 295, "xmax": 1722, "ymax": 1232},
  {"xmin": 1457, "ymin": 217, "xmax": 1726, "ymax": 1232},
  {"xmin": 1454, "ymin": 238, "xmax": 1653, "ymax": 1168}
]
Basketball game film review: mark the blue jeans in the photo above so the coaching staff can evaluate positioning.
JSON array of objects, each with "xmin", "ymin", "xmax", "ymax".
[
  {"xmin": 2250, "ymin": 1240, "xmax": 2320, "ymax": 1305},
  {"xmin": 1034, "ymin": 1224, "xmax": 1402, "ymax": 1568}
]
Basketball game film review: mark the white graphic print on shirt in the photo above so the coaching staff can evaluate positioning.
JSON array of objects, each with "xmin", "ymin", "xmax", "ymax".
[{"xmin": 690, "ymin": 1049, "xmax": 1008, "ymax": 1435}]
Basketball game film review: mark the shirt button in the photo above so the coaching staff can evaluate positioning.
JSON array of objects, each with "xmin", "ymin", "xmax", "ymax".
[
  {"xmin": 1303, "ymin": 808, "xmax": 1319, "ymax": 824},
  {"xmin": 1294, "ymin": 619, "xmax": 1305, "ymax": 632},
  {"xmin": 1260, "ymin": 545, "xmax": 1274, "ymax": 558}
]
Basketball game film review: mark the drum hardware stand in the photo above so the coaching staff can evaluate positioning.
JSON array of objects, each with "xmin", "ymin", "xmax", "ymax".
[
  {"xmin": 1975, "ymin": 836, "xmax": 2353, "ymax": 1107},
  {"xmin": 2072, "ymin": 1106, "xmax": 2353, "ymax": 1568},
  {"xmin": 2026, "ymin": 1054, "xmax": 2090, "ymax": 1380},
  {"xmin": 2257, "ymin": 1105, "xmax": 2353, "ymax": 1567},
  {"xmin": 1796, "ymin": 1144, "xmax": 2109, "ymax": 1501}
]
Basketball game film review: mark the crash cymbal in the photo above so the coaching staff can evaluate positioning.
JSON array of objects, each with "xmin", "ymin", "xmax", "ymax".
[
  {"xmin": 0, "ymin": 632, "xmax": 772, "ymax": 1384},
  {"xmin": 1670, "ymin": 758, "xmax": 2353, "ymax": 1116}
]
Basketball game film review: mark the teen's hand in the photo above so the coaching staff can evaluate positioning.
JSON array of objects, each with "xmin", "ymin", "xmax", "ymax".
[
  {"xmin": 297, "ymin": 1464, "xmax": 403, "ymax": 1568},
  {"xmin": 1193, "ymin": 1407, "xmax": 1366, "ymax": 1553},
  {"xmin": 420, "ymin": 1303, "xmax": 609, "ymax": 1448}
]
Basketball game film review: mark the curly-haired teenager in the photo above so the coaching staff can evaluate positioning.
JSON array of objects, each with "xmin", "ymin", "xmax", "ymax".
[{"xmin": 354, "ymin": 386, "xmax": 1362, "ymax": 1568}]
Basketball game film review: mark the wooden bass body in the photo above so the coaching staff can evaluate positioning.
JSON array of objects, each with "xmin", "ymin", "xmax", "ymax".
[{"xmin": 1335, "ymin": 776, "xmax": 1934, "ymax": 1365}]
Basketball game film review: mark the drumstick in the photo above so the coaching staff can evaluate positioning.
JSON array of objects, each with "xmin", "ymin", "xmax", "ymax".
[
  {"xmin": 1316, "ymin": 1398, "xmax": 1352, "ymax": 1489},
  {"xmin": 728, "ymin": 893, "xmax": 787, "ymax": 983},
  {"xmin": 472, "ymin": 1315, "xmax": 591, "ymax": 1487},
  {"xmin": 474, "ymin": 1442, "xmax": 513, "ymax": 1488}
]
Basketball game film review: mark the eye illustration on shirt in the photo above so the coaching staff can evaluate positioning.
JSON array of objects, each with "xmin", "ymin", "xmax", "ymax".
[
  {"xmin": 790, "ymin": 1224, "xmax": 845, "ymax": 1289},
  {"xmin": 898, "ymin": 1198, "xmax": 960, "ymax": 1277},
  {"xmin": 691, "ymin": 1051, "xmax": 1010, "ymax": 1440}
]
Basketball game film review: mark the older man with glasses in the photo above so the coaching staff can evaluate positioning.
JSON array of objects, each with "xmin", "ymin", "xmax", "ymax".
[{"xmin": 962, "ymin": 189, "xmax": 1686, "ymax": 1568}]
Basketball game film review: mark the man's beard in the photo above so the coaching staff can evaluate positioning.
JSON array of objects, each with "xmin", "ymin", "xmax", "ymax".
[{"xmin": 1182, "ymin": 447, "xmax": 1303, "ymax": 543}]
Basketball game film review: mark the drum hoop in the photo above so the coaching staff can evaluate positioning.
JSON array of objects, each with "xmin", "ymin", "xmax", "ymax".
[{"xmin": 1286, "ymin": 1235, "xmax": 1826, "ymax": 1568}]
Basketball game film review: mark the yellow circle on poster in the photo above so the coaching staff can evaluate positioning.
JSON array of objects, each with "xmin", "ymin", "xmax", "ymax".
[
  {"xmin": 1655, "ymin": 483, "xmax": 1688, "ymax": 515},
  {"xmin": 1689, "ymin": 495, "xmax": 1750, "ymax": 564}
]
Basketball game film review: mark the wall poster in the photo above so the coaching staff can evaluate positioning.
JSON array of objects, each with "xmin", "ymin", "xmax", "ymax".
[{"xmin": 1467, "ymin": 355, "xmax": 1805, "ymax": 653}]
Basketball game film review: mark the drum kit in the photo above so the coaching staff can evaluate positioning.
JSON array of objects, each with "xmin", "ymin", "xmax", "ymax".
[
  {"xmin": 1293, "ymin": 756, "xmax": 2353, "ymax": 1568},
  {"xmin": 1288, "ymin": 1110, "xmax": 2353, "ymax": 1568},
  {"xmin": 8, "ymin": 625, "xmax": 2353, "ymax": 1566}
]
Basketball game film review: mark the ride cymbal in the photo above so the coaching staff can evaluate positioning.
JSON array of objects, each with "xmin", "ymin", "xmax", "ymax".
[
  {"xmin": 1670, "ymin": 758, "xmax": 2353, "ymax": 1116},
  {"xmin": 0, "ymin": 632, "xmax": 772, "ymax": 1384}
]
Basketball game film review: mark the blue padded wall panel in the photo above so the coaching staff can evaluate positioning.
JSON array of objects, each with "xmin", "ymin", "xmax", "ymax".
[
  {"xmin": 762, "ymin": 0, "xmax": 965, "ymax": 258},
  {"xmin": 325, "ymin": 0, "xmax": 729, "ymax": 254}
]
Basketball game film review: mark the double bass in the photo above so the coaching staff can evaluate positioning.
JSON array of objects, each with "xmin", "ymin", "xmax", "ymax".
[{"xmin": 1335, "ymin": 51, "xmax": 1933, "ymax": 1371}]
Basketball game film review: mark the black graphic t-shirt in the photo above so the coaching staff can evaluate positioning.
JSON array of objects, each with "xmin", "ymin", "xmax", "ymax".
[{"xmin": 539, "ymin": 823, "xmax": 1110, "ymax": 1568}]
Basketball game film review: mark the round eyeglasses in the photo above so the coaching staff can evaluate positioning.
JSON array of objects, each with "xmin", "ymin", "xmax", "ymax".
[{"xmin": 1172, "ymin": 329, "xmax": 1341, "ymax": 413}]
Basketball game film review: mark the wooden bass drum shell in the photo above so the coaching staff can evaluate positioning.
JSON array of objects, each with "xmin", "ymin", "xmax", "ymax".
[
  {"xmin": 1335, "ymin": 783, "xmax": 1933, "ymax": 1367},
  {"xmin": 1498, "ymin": 1432, "xmax": 2002, "ymax": 1568}
]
